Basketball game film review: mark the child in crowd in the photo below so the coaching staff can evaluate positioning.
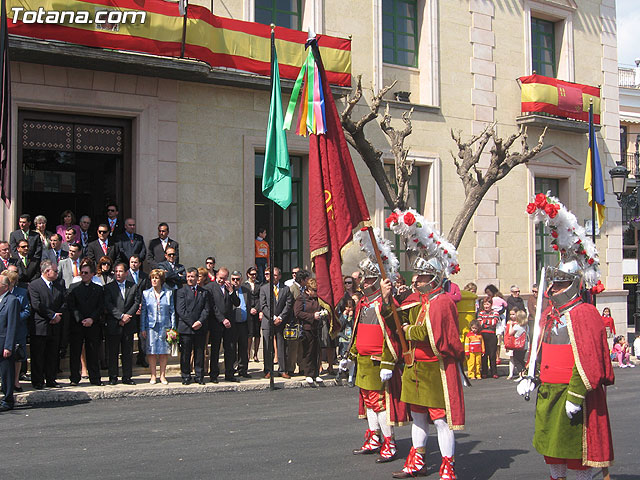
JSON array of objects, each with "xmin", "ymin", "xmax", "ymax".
[
  {"xmin": 337, "ymin": 298, "xmax": 355, "ymax": 386},
  {"xmin": 634, "ymin": 334, "xmax": 640, "ymax": 360},
  {"xmin": 478, "ymin": 298, "xmax": 500, "ymax": 378},
  {"xmin": 464, "ymin": 320, "xmax": 485, "ymax": 380},
  {"xmin": 505, "ymin": 310, "xmax": 528, "ymax": 381},
  {"xmin": 612, "ymin": 335, "xmax": 635, "ymax": 368}
]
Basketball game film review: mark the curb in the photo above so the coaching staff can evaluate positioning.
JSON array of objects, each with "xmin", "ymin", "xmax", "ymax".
[{"xmin": 13, "ymin": 377, "xmax": 345, "ymax": 406}]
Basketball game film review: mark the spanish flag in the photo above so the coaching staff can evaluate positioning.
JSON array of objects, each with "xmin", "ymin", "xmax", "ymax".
[{"xmin": 584, "ymin": 104, "xmax": 605, "ymax": 228}]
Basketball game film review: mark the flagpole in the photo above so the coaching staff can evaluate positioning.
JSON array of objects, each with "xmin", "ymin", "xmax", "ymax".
[
  {"xmin": 365, "ymin": 227, "xmax": 411, "ymax": 364},
  {"xmin": 589, "ymin": 100, "xmax": 597, "ymax": 307},
  {"xmin": 268, "ymin": 25, "xmax": 276, "ymax": 391},
  {"xmin": 589, "ymin": 100, "xmax": 596, "ymax": 245},
  {"xmin": 180, "ymin": 1, "xmax": 188, "ymax": 58}
]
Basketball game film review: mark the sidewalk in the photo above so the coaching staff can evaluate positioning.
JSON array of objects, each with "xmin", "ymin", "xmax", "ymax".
[{"xmin": 13, "ymin": 359, "xmax": 345, "ymax": 406}]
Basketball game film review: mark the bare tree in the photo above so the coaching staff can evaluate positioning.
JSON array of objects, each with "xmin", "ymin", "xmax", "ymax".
[
  {"xmin": 341, "ymin": 75, "xmax": 414, "ymax": 211},
  {"xmin": 448, "ymin": 123, "xmax": 547, "ymax": 248},
  {"xmin": 340, "ymin": 76, "xmax": 547, "ymax": 249}
]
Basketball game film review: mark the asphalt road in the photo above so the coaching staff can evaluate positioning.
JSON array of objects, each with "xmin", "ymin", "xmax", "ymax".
[{"xmin": 0, "ymin": 369, "xmax": 638, "ymax": 480}]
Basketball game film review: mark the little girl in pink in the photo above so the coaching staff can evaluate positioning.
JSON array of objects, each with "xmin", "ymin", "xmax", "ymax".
[{"xmin": 612, "ymin": 336, "xmax": 635, "ymax": 368}]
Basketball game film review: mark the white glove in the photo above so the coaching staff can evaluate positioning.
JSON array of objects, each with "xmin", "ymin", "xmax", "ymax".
[
  {"xmin": 339, "ymin": 359, "xmax": 352, "ymax": 371},
  {"xmin": 380, "ymin": 368, "xmax": 393, "ymax": 382},
  {"xmin": 516, "ymin": 378, "xmax": 536, "ymax": 397},
  {"xmin": 565, "ymin": 400, "xmax": 582, "ymax": 419}
]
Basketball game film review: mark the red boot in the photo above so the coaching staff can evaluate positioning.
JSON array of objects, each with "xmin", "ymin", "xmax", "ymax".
[
  {"xmin": 353, "ymin": 429, "xmax": 381, "ymax": 455},
  {"xmin": 376, "ymin": 436, "xmax": 397, "ymax": 463},
  {"xmin": 392, "ymin": 447, "xmax": 427, "ymax": 478},
  {"xmin": 439, "ymin": 456, "xmax": 456, "ymax": 480}
]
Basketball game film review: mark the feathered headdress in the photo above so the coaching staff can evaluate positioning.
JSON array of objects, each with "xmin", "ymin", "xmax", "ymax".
[
  {"xmin": 353, "ymin": 228, "xmax": 399, "ymax": 281},
  {"xmin": 526, "ymin": 193, "xmax": 602, "ymax": 291},
  {"xmin": 385, "ymin": 209, "xmax": 460, "ymax": 276}
]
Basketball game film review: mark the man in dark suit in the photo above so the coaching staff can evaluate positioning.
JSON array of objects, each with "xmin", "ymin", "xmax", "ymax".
[
  {"xmin": 67, "ymin": 261, "xmax": 104, "ymax": 387},
  {"xmin": 28, "ymin": 259, "xmax": 66, "ymax": 389},
  {"xmin": 204, "ymin": 267, "xmax": 239, "ymax": 383},
  {"xmin": 259, "ymin": 267, "xmax": 292, "ymax": 379},
  {"xmin": 9, "ymin": 213, "xmax": 42, "ymax": 260},
  {"xmin": 176, "ymin": 268, "xmax": 209, "ymax": 385},
  {"xmin": 0, "ymin": 241, "xmax": 17, "ymax": 271},
  {"xmin": 147, "ymin": 222, "xmax": 179, "ymax": 268},
  {"xmin": 13, "ymin": 239, "xmax": 40, "ymax": 288},
  {"xmin": 3, "ymin": 267, "xmax": 31, "ymax": 394},
  {"xmin": 0, "ymin": 274, "xmax": 20, "ymax": 411},
  {"xmin": 127, "ymin": 255, "xmax": 149, "ymax": 367},
  {"xmin": 104, "ymin": 262, "xmax": 139, "ymax": 385},
  {"xmin": 86, "ymin": 224, "xmax": 118, "ymax": 263},
  {"xmin": 103, "ymin": 203, "xmax": 124, "ymax": 238},
  {"xmin": 231, "ymin": 271, "xmax": 251, "ymax": 378},
  {"xmin": 157, "ymin": 247, "xmax": 186, "ymax": 290},
  {"xmin": 115, "ymin": 218, "xmax": 147, "ymax": 266},
  {"xmin": 78, "ymin": 215, "xmax": 95, "ymax": 256},
  {"xmin": 42, "ymin": 233, "xmax": 69, "ymax": 264}
]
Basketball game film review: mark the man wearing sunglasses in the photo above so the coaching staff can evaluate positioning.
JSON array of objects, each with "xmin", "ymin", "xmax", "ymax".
[
  {"xmin": 102, "ymin": 203, "xmax": 124, "ymax": 238},
  {"xmin": 86, "ymin": 224, "xmax": 118, "ymax": 263},
  {"xmin": 157, "ymin": 247, "xmax": 186, "ymax": 290}
]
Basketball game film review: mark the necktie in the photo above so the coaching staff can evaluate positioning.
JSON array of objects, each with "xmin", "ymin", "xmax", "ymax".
[
  {"xmin": 274, "ymin": 285, "xmax": 279, "ymax": 300},
  {"xmin": 129, "ymin": 233, "xmax": 134, "ymax": 244},
  {"xmin": 132, "ymin": 271, "xmax": 138, "ymax": 284},
  {"xmin": 101, "ymin": 241, "xmax": 108, "ymax": 254},
  {"xmin": 56, "ymin": 250, "xmax": 60, "ymax": 262},
  {"xmin": 2, "ymin": 258, "xmax": 7, "ymax": 268},
  {"xmin": 110, "ymin": 219, "xmax": 115, "ymax": 232},
  {"xmin": 73, "ymin": 262, "xmax": 78, "ymax": 277},
  {"xmin": 22, "ymin": 256, "xmax": 27, "ymax": 267},
  {"xmin": 192, "ymin": 286, "xmax": 197, "ymax": 297},
  {"xmin": 82, "ymin": 231, "xmax": 87, "ymax": 245},
  {"xmin": 120, "ymin": 282, "xmax": 126, "ymax": 299},
  {"xmin": 23, "ymin": 231, "xmax": 28, "ymax": 240}
]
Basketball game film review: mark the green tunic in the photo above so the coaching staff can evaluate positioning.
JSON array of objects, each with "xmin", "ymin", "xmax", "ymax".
[
  {"xmin": 533, "ymin": 365, "xmax": 587, "ymax": 459},
  {"xmin": 393, "ymin": 302, "xmax": 446, "ymax": 408}
]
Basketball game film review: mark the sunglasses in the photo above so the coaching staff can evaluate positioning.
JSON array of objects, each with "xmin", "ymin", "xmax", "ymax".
[
  {"xmin": 166, "ymin": 253, "xmax": 176, "ymax": 256},
  {"xmin": 344, "ymin": 280, "xmax": 353, "ymax": 284},
  {"xmin": 249, "ymin": 272, "xmax": 257, "ymax": 276},
  {"xmin": 98, "ymin": 230, "xmax": 109, "ymax": 234},
  {"xmin": 107, "ymin": 209, "xmax": 116, "ymax": 212}
]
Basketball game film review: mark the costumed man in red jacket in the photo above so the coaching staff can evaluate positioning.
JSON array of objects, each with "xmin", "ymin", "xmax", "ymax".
[
  {"xmin": 518, "ymin": 194, "xmax": 614, "ymax": 480},
  {"xmin": 385, "ymin": 209, "xmax": 465, "ymax": 480},
  {"xmin": 345, "ymin": 257, "xmax": 410, "ymax": 464}
]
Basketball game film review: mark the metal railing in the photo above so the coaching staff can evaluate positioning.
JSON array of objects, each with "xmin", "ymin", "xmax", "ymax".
[
  {"xmin": 619, "ymin": 66, "xmax": 638, "ymax": 88},
  {"xmin": 624, "ymin": 152, "xmax": 639, "ymax": 176}
]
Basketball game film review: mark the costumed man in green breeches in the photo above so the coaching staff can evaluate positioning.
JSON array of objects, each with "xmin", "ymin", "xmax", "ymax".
[
  {"xmin": 345, "ymin": 249, "xmax": 410, "ymax": 464},
  {"xmin": 518, "ymin": 194, "xmax": 614, "ymax": 480},
  {"xmin": 385, "ymin": 210, "xmax": 465, "ymax": 480}
]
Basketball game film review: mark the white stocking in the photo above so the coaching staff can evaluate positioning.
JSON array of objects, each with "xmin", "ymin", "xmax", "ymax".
[
  {"xmin": 434, "ymin": 418, "xmax": 455, "ymax": 458},
  {"xmin": 348, "ymin": 363, "xmax": 355, "ymax": 381},
  {"xmin": 377, "ymin": 411, "xmax": 392, "ymax": 438},
  {"xmin": 411, "ymin": 411, "xmax": 428, "ymax": 449},
  {"xmin": 508, "ymin": 359, "xmax": 515, "ymax": 377},
  {"xmin": 548, "ymin": 464, "xmax": 567, "ymax": 479},
  {"xmin": 574, "ymin": 468, "xmax": 593, "ymax": 480},
  {"xmin": 366, "ymin": 408, "xmax": 380, "ymax": 432}
]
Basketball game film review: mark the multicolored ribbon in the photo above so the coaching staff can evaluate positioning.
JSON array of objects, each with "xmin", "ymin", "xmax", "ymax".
[{"xmin": 283, "ymin": 46, "xmax": 326, "ymax": 136}]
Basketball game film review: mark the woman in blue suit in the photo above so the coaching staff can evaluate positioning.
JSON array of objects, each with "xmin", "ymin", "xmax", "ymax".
[{"xmin": 140, "ymin": 269, "xmax": 176, "ymax": 385}]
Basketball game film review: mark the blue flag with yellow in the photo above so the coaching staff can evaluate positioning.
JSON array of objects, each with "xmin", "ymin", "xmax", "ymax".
[{"xmin": 584, "ymin": 105, "xmax": 605, "ymax": 228}]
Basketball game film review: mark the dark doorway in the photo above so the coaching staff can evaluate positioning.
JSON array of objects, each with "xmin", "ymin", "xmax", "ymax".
[
  {"xmin": 254, "ymin": 153, "xmax": 303, "ymax": 278},
  {"xmin": 19, "ymin": 111, "xmax": 131, "ymax": 229}
]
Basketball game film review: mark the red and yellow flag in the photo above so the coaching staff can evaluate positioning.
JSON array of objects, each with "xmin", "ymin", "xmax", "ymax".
[
  {"xmin": 519, "ymin": 74, "xmax": 600, "ymax": 123},
  {"xmin": 6, "ymin": 0, "xmax": 351, "ymax": 86}
]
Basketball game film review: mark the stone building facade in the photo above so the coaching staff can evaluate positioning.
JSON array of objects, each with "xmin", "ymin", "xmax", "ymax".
[{"xmin": 1, "ymin": 0, "xmax": 628, "ymax": 332}]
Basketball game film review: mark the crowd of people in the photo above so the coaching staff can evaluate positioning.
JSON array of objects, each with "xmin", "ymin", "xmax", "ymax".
[{"xmin": 0, "ymin": 206, "xmax": 371, "ymax": 412}]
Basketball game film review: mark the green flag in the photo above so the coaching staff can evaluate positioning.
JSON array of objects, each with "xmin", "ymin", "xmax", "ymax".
[{"xmin": 262, "ymin": 33, "xmax": 291, "ymax": 210}]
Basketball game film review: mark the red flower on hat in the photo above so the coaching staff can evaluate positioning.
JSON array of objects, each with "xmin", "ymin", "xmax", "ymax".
[
  {"xmin": 551, "ymin": 230, "xmax": 558, "ymax": 238},
  {"xmin": 526, "ymin": 203, "xmax": 537, "ymax": 214},
  {"xmin": 534, "ymin": 193, "xmax": 547, "ymax": 209},
  {"xmin": 403, "ymin": 212, "xmax": 416, "ymax": 226},
  {"xmin": 428, "ymin": 233, "xmax": 434, "ymax": 238},
  {"xmin": 590, "ymin": 280, "xmax": 605, "ymax": 295},
  {"xmin": 544, "ymin": 203, "xmax": 559, "ymax": 218},
  {"xmin": 385, "ymin": 212, "xmax": 399, "ymax": 229},
  {"xmin": 552, "ymin": 244, "xmax": 559, "ymax": 251},
  {"xmin": 588, "ymin": 258, "xmax": 594, "ymax": 265},
  {"xmin": 443, "ymin": 249, "xmax": 448, "ymax": 254}
]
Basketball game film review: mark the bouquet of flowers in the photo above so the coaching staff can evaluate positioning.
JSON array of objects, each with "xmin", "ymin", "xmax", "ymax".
[{"xmin": 166, "ymin": 328, "xmax": 179, "ymax": 357}]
